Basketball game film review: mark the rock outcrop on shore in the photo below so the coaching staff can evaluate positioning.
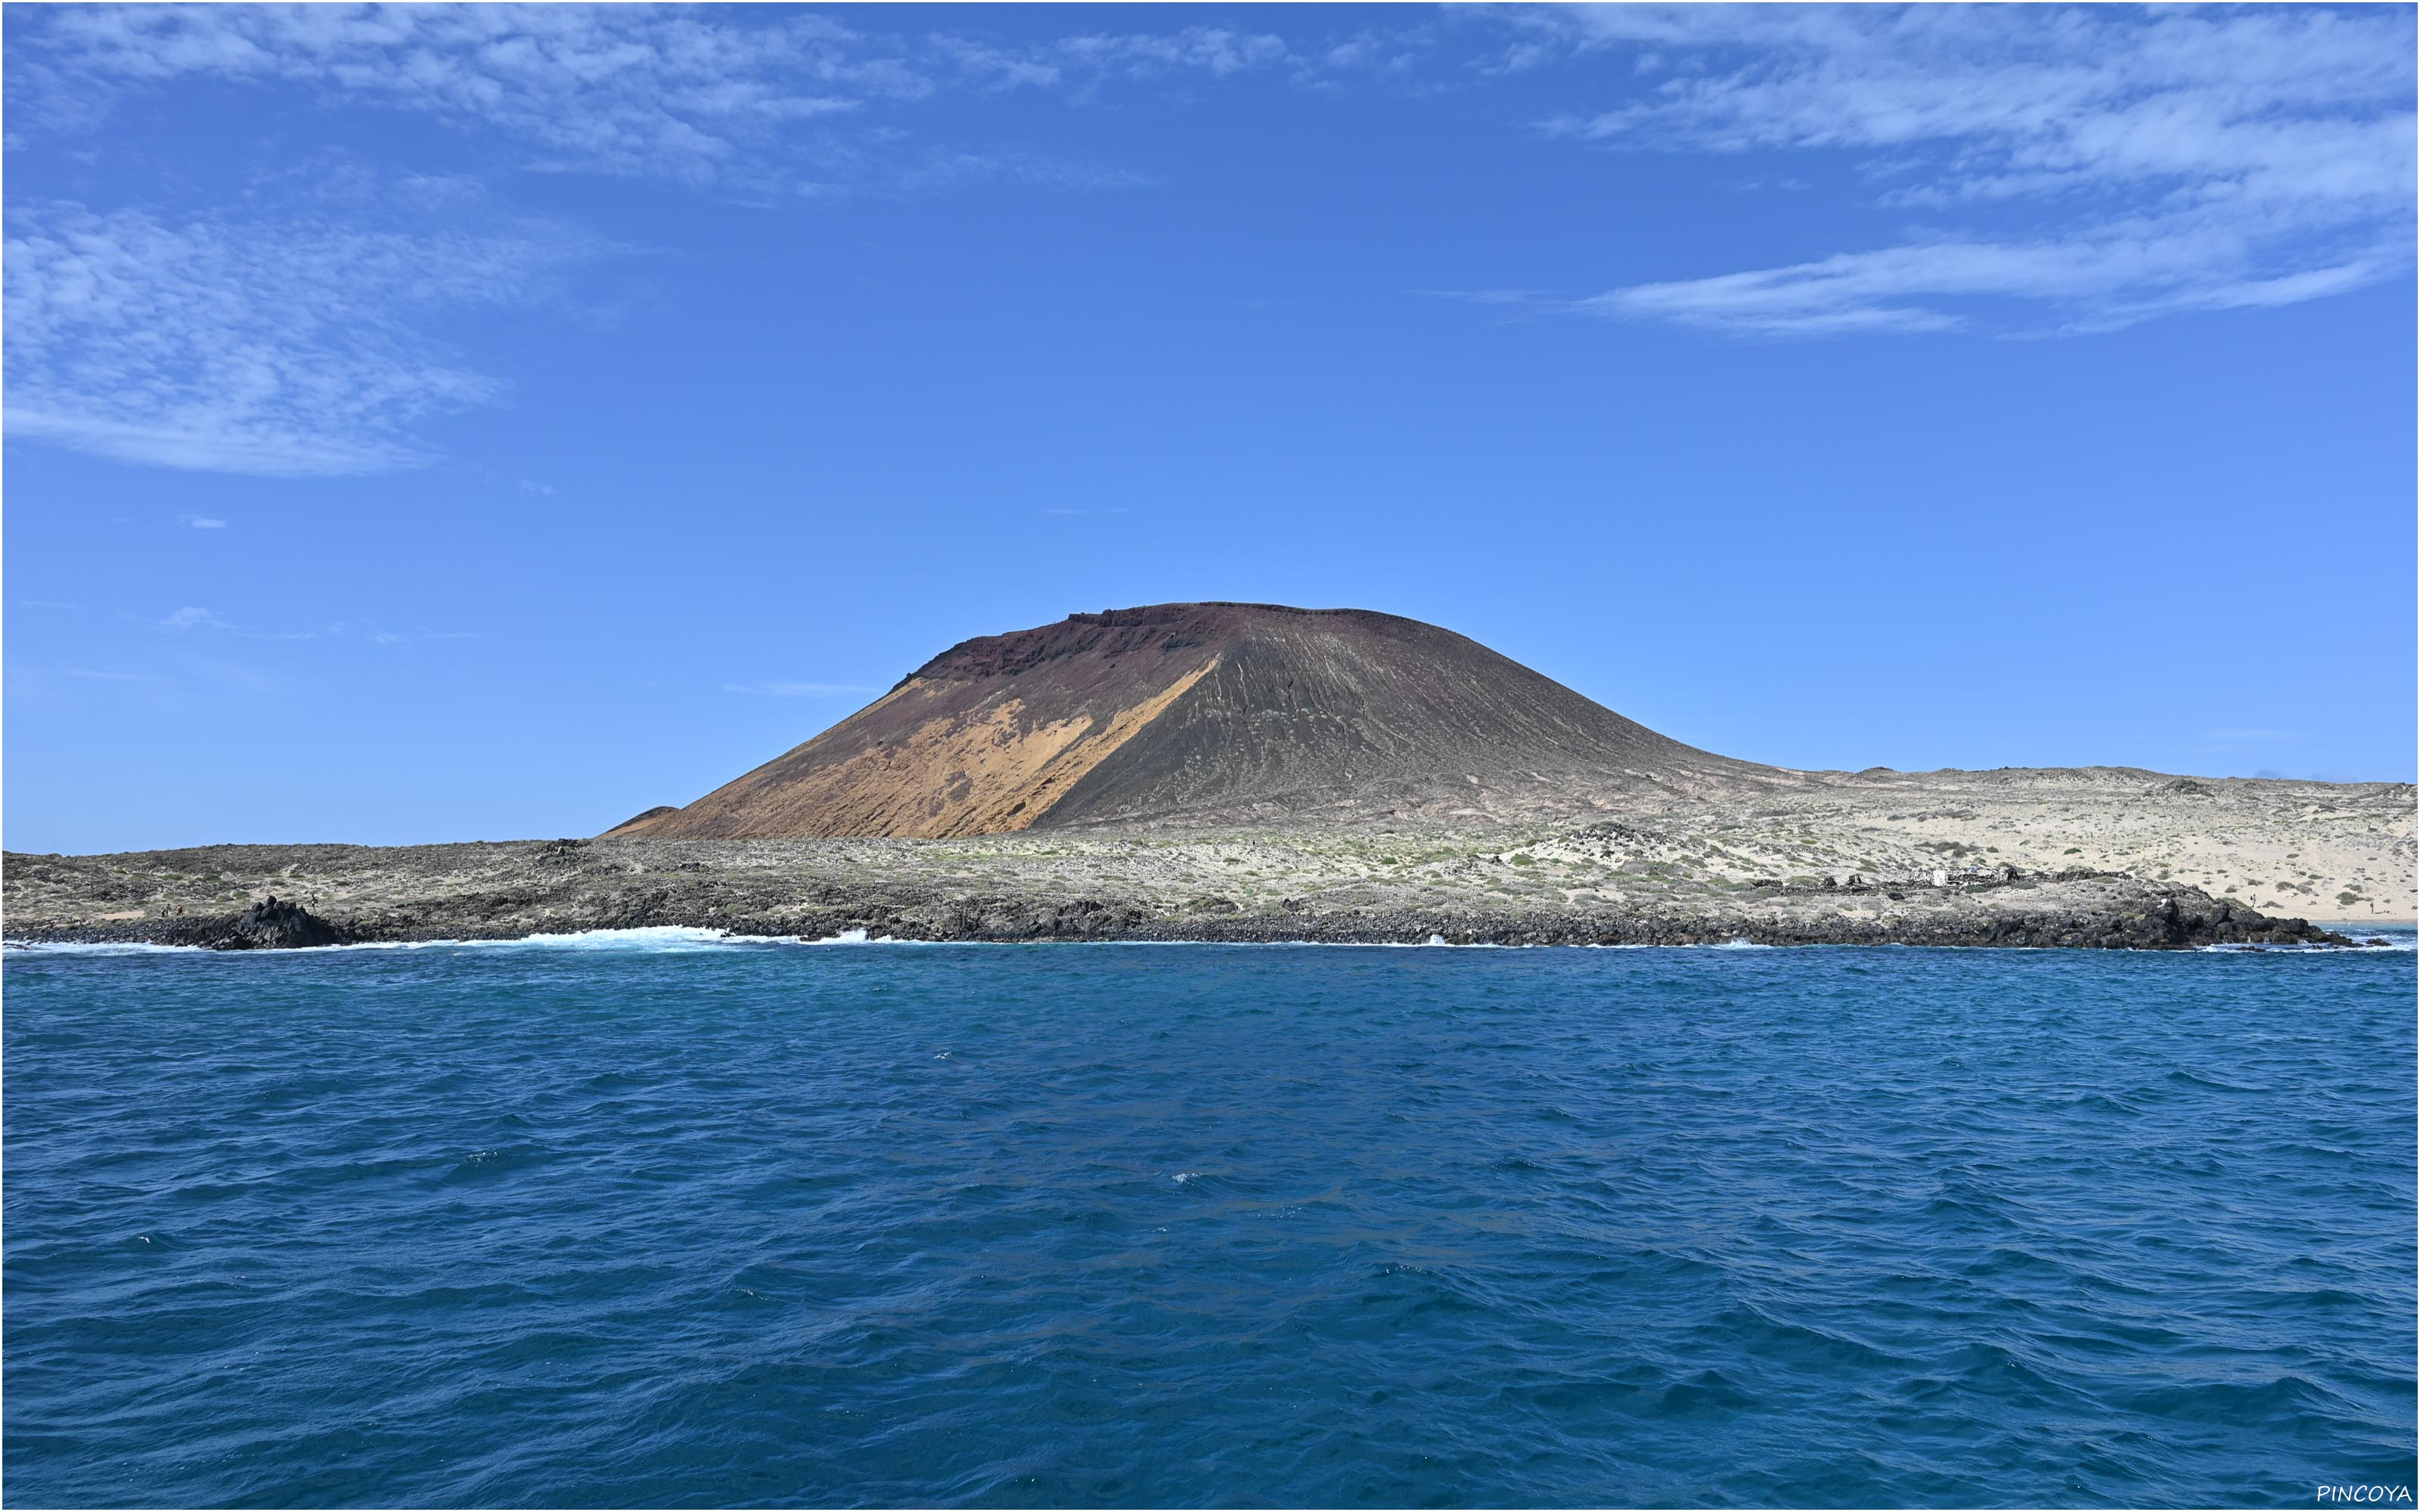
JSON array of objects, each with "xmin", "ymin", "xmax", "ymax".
[{"xmin": 156, "ymin": 894, "xmax": 350, "ymax": 950}]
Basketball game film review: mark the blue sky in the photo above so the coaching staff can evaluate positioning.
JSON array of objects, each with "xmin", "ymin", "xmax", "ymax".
[{"xmin": 5, "ymin": 2, "xmax": 2414, "ymax": 854}]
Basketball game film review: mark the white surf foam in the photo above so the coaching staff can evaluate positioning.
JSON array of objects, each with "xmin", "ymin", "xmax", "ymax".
[
  {"xmin": 3, "ymin": 940, "xmax": 206, "ymax": 956},
  {"xmin": 799, "ymin": 928, "xmax": 932, "ymax": 945},
  {"xmin": 2199, "ymin": 935, "xmax": 2416, "ymax": 955},
  {"xmin": 314, "ymin": 925, "xmax": 793, "ymax": 953}
]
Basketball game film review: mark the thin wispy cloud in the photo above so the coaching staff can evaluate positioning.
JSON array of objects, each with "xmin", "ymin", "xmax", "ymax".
[
  {"xmin": 8, "ymin": 2, "xmax": 2403, "ymax": 493},
  {"xmin": 10, "ymin": 8, "xmax": 1294, "ymax": 187},
  {"xmin": 941, "ymin": 26, "xmax": 1295, "ymax": 94},
  {"xmin": 144, "ymin": 603, "xmax": 473, "ymax": 648},
  {"xmin": 1514, "ymin": 5, "xmax": 2415, "ymax": 336},
  {"xmin": 1420, "ymin": 289, "xmax": 1547, "ymax": 307},
  {"xmin": 3, "ymin": 7, "xmax": 1243, "ymax": 479},
  {"xmin": 11, "ymin": 6, "xmax": 911, "ymax": 187},
  {"xmin": 182, "ymin": 515, "xmax": 229, "ymax": 529},
  {"xmin": 721, "ymin": 681, "xmax": 880, "ymax": 699},
  {"xmin": 161, "ymin": 606, "xmax": 231, "ymax": 632},
  {"xmin": 154, "ymin": 604, "xmax": 313, "ymax": 640},
  {"xmin": 1053, "ymin": 27, "xmax": 1293, "ymax": 84},
  {"xmin": 897, "ymin": 150, "xmax": 1158, "ymax": 194},
  {"xmin": 5, "ymin": 186, "xmax": 610, "ymax": 476}
]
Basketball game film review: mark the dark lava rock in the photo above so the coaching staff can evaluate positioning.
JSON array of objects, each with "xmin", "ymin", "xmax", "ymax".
[{"xmin": 175, "ymin": 894, "xmax": 349, "ymax": 950}]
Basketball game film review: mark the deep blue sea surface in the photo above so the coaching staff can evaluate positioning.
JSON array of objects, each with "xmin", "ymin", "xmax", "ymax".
[{"xmin": 5, "ymin": 934, "xmax": 2414, "ymax": 1508}]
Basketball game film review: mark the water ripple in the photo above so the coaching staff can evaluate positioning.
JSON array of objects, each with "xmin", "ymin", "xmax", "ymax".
[{"xmin": 5, "ymin": 940, "xmax": 2413, "ymax": 1506}]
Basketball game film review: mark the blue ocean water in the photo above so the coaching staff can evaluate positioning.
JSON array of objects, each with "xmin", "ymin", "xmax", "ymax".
[{"xmin": 5, "ymin": 936, "xmax": 2414, "ymax": 1509}]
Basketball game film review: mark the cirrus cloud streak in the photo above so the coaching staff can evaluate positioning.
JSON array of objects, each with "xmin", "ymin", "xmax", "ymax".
[{"xmin": 1525, "ymin": 5, "xmax": 2415, "ymax": 336}]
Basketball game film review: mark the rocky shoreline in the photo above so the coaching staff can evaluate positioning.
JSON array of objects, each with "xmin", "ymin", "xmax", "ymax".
[{"xmin": 2, "ymin": 835, "xmax": 2374, "ymax": 952}]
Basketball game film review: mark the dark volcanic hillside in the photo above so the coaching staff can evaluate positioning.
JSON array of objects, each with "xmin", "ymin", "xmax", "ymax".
[{"xmin": 612, "ymin": 603, "xmax": 1778, "ymax": 839}]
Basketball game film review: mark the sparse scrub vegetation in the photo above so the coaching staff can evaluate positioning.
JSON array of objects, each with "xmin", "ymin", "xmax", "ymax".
[{"xmin": 7, "ymin": 769, "xmax": 2408, "ymax": 943}]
